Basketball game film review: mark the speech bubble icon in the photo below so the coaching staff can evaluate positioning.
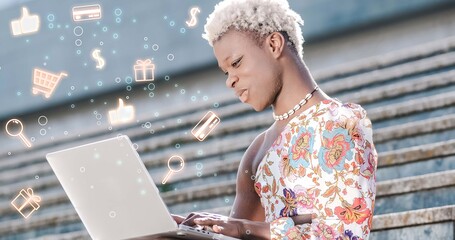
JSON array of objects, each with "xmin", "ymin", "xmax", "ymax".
[{"xmin": 10, "ymin": 7, "xmax": 40, "ymax": 36}]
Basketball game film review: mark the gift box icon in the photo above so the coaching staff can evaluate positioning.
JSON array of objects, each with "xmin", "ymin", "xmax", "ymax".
[
  {"xmin": 134, "ymin": 59, "xmax": 155, "ymax": 82},
  {"xmin": 11, "ymin": 188, "xmax": 41, "ymax": 219}
]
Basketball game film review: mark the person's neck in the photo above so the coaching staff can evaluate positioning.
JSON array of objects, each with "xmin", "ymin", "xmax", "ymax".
[{"xmin": 271, "ymin": 61, "xmax": 329, "ymax": 127}]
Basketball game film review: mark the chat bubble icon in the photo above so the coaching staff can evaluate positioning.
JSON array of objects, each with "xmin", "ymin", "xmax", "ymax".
[
  {"xmin": 10, "ymin": 7, "xmax": 40, "ymax": 36},
  {"xmin": 109, "ymin": 98, "xmax": 135, "ymax": 125}
]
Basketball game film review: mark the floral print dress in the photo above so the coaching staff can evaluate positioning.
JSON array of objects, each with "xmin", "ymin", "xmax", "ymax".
[{"xmin": 254, "ymin": 99, "xmax": 377, "ymax": 240}]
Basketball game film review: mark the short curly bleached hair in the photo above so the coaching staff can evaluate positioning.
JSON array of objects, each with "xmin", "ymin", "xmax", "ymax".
[{"xmin": 202, "ymin": 0, "xmax": 304, "ymax": 59}]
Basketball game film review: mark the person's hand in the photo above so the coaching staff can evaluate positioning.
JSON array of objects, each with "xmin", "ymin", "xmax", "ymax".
[
  {"xmin": 180, "ymin": 212, "xmax": 270, "ymax": 239},
  {"xmin": 182, "ymin": 212, "xmax": 248, "ymax": 238},
  {"xmin": 193, "ymin": 214, "xmax": 245, "ymax": 238},
  {"xmin": 180, "ymin": 212, "xmax": 220, "ymax": 226},
  {"xmin": 171, "ymin": 214, "xmax": 185, "ymax": 224},
  {"xmin": 181, "ymin": 212, "xmax": 243, "ymax": 237}
]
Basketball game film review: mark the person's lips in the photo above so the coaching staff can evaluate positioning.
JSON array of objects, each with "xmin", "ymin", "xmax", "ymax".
[
  {"xmin": 235, "ymin": 89, "xmax": 245, "ymax": 97},
  {"xmin": 237, "ymin": 89, "xmax": 248, "ymax": 103}
]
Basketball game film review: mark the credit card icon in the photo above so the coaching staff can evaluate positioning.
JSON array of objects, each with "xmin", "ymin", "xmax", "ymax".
[
  {"xmin": 191, "ymin": 111, "xmax": 220, "ymax": 141},
  {"xmin": 72, "ymin": 4, "xmax": 102, "ymax": 22}
]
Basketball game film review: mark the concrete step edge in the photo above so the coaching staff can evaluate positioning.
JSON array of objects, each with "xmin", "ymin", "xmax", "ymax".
[
  {"xmin": 338, "ymin": 69, "xmax": 455, "ymax": 106},
  {"xmin": 379, "ymin": 139, "xmax": 455, "ymax": 167},
  {"xmin": 314, "ymin": 35, "xmax": 455, "ymax": 81},
  {"xmin": 368, "ymin": 90, "xmax": 455, "ymax": 122},
  {"xmin": 320, "ymin": 51, "xmax": 455, "ymax": 95},
  {"xmin": 377, "ymin": 169, "xmax": 455, "ymax": 197},
  {"xmin": 372, "ymin": 205, "xmax": 455, "ymax": 231},
  {"xmin": 374, "ymin": 113, "xmax": 455, "ymax": 143}
]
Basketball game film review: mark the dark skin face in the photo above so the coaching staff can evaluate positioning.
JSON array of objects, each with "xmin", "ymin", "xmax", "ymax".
[
  {"xmin": 213, "ymin": 29, "xmax": 328, "ymax": 129},
  {"xmin": 214, "ymin": 29, "xmax": 284, "ymax": 112}
]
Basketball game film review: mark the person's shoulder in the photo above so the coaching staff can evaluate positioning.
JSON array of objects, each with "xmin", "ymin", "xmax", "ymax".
[
  {"xmin": 244, "ymin": 127, "xmax": 272, "ymax": 157},
  {"xmin": 328, "ymin": 98, "xmax": 368, "ymax": 119}
]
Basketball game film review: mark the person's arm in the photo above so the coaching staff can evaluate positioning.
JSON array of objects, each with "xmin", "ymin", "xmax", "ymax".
[
  {"xmin": 182, "ymin": 132, "xmax": 270, "ymax": 239},
  {"xmin": 196, "ymin": 132, "xmax": 270, "ymax": 239},
  {"xmin": 229, "ymin": 131, "xmax": 267, "ymax": 221}
]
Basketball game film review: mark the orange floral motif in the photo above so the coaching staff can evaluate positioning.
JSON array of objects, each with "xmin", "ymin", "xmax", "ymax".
[
  {"xmin": 264, "ymin": 164, "xmax": 273, "ymax": 176},
  {"xmin": 342, "ymin": 116, "xmax": 364, "ymax": 146},
  {"xmin": 335, "ymin": 198, "xmax": 371, "ymax": 225},
  {"xmin": 291, "ymin": 132, "xmax": 311, "ymax": 160},
  {"xmin": 280, "ymin": 155, "xmax": 295, "ymax": 178},
  {"xmin": 254, "ymin": 182, "xmax": 261, "ymax": 196},
  {"xmin": 274, "ymin": 134, "xmax": 283, "ymax": 147},
  {"xmin": 326, "ymin": 120, "xmax": 335, "ymax": 131},
  {"xmin": 361, "ymin": 151, "xmax": 376, "ymax": 179},
  {"xmin": 319, "ymin": 128, "xmax": 354, "ymax": 173},
  {"xmin": 285, "ymin": 227, "xmax": 304, "ymax": 239}
]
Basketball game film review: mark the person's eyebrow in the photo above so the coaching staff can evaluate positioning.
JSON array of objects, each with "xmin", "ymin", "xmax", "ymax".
[{"xmin": 218, "ymin": 55, "xmax": 232, "ymax": 73}]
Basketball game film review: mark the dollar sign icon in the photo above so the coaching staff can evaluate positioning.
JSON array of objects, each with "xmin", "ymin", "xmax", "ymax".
[
  {"xmin": 185, "ymin": 7, "xmax": 200, "ymax": 28},
  {"xmin": 91, "ymin": 48, "xmax": 105, "ymax": 70}
]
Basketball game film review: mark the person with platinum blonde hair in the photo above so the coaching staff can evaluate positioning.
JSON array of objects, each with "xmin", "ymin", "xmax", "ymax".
[{"xmin": 174, "ymin": 0, "xmax": 378, "ymax": 239}]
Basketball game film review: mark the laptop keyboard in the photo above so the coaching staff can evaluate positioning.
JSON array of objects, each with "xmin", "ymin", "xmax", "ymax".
[{"xmin": 178, "ymin": 224, "xmax": 213, "ymax": 236}]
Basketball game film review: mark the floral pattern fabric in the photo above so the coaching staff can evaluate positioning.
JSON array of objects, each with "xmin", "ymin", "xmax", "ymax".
[{"xmin": 254, "ymin": 99, "xmax": 378, "ymax": 240}]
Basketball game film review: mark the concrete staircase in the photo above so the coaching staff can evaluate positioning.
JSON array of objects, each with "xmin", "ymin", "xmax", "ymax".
[{"xmin": 1, "ymin": 35, "xmax": 455, "ymax": 239}]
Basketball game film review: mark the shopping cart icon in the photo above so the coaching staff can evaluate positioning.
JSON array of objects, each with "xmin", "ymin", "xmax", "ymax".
[{"xmin": 32, "ymin": 68, "xmax": 67, "ymax": 98}]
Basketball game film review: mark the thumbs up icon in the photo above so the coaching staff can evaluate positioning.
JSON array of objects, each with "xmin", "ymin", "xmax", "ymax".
[
  {"xmin": 10, "ymin": 7, "xmax": 40, "ymax": 36},
  {"xmin": 108, "ymin": 99, "xmax": 135, "ymax": 125}
]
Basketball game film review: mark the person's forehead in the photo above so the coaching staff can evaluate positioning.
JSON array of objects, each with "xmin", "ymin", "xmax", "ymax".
[{"xmin": 214, "ymin": 30, "xmax": 257, "ymax": 56}]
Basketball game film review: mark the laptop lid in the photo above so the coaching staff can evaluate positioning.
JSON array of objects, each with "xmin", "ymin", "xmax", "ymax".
[{"xmin": 46, "ymin": 135, "xmax": 178, "ymax": 240}]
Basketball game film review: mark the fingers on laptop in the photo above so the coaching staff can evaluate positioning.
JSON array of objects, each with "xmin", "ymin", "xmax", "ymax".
[
  {"xmin": 171, "ymin": 214, "xmax": 185, "ymax": 224},
  {"xmin": 181, "ymin": 212, "xmax": 224, "ymax": 226},
  {"xmin": 194, "ymin": 217, "xmax": 237, "ymax": 236}
]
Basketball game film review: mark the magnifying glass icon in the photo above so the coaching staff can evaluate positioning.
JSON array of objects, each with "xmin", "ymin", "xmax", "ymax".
[
  {"xmin": 5, "ymin": 119, "xmax": 32, "ymax": 148},
  {"xmin": 162, "ymin": 155, "xmax": 184, "ymax": 184}
]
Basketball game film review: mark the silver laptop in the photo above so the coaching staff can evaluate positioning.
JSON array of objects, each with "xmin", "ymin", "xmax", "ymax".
[{"xmin": 46, "ymin": 135, "xmax": 239, "ymax": 240}]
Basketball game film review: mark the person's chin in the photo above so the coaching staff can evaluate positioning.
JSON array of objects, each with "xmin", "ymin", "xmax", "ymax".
[{"xmin": 250, "ymin": 103, "xmax": 268, "ymax": 112}]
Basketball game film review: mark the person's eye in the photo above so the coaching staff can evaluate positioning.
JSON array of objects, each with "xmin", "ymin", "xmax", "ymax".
[
  {"xmin": 232, "ymin": 57, "xmax": 242, "ymax": 68},
  {"xmin": 224, "ymin": 71, "xmax": 228, "ymax": 76}
]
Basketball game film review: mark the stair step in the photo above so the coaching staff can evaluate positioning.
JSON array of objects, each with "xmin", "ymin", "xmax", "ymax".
[
  {"xmin": 374, "ymin": 114, "xmax": 455, "ymax": 143},
  {"xmin": 320, "ymin": 51, "xmax": 455, "ymax": 95},
  {"xmin": 314, "ymin": 35, "xmax": 455, "ymax": 81},
  {"xmin": 337, "ymin": 69, "xmax": 455, "ymax": 106}
]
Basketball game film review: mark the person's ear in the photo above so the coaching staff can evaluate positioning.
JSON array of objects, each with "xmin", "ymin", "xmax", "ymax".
[{"xmin": 266, "ymin": 32, "xmax": 285, "ymax": 59}]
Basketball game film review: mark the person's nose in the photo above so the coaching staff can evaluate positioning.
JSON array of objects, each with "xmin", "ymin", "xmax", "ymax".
[{"xmin": 225, "ymin": 74, "xmax": 238, "ymax": 89}]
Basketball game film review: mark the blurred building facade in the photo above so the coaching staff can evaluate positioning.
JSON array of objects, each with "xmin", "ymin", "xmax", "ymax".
[{"xmin": 1, "ymin": 0, "xmax": 455, "ymax": 239}]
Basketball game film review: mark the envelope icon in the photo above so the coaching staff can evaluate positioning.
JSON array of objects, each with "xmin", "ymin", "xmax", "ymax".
[{"xmin": 109, "ymin": 99, "xmax": 135, "ymax": 125}]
